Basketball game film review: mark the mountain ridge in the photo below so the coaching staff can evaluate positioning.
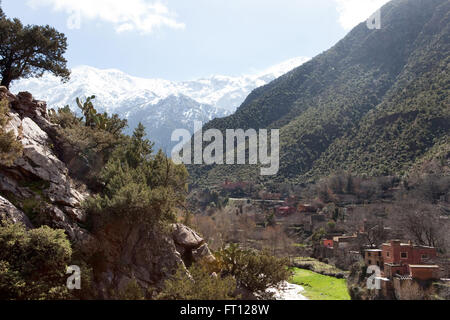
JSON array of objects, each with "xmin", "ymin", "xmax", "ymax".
[
  {"xmin": 189, "ymin": 0, "xmax": 450, "ymax": 187},
  {"xmin": 11, "ymin": 57, "xmax": 309, "ymax": 151}
]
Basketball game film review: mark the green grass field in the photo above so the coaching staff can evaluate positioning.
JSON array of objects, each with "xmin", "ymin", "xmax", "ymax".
[{"xmin": 290, "ymin": 268, "xmax": 351, "ymax": 300}]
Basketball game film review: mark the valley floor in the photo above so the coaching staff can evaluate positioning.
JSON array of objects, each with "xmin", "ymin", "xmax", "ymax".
[{"xmin": 290, "ymin": 268, "xmax": 351, "ymax": 300}]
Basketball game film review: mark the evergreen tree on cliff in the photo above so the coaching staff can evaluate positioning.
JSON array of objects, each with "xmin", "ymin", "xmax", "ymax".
[{"xmin": 0, "ymin": 8, "xmax": 70, "ymax": 88}]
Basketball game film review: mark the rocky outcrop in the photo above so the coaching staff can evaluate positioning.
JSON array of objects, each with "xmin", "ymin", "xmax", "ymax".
[
  {"xmin": 171, "ymin": 223, "xmax": 216, "ymax": 266},
  {"xmin": 0, "ymin": 87, "xmax": 90, "ymax": 247},
  {"xmin": 92, "ymin": 222, "xmax": 216, "ymax": 297},
  {"xmin": 0, "ymin": 195, "xmax": 33, "ymax": 229},
  {"xmin": 172, "ymin": 223, "xmax": 204, "ymax": 248},
  {"xmin": 172, "ymin": 223, "xmax": 215, "ymax": 263},
  {"xmin": 0, "ymin": 87, "xmax": 215, "ymax": 298},
  {"xmin": 93, "ymin": 222, "xmax": 183, "ymax": 297},
  {"xmin": 193, "ymin": 243, "xmax": 215, "ymax": 263}
]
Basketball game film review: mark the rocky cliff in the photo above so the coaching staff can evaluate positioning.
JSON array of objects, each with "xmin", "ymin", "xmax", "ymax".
[{"xmin": 0, "ymin": 87, "xmax": 214, "ymax": 297}]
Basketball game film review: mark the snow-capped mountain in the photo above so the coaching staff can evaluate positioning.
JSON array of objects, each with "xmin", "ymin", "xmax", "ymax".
[{"xmin": 11, "ymin": 56, "xmax": 309, "ymax": 151}]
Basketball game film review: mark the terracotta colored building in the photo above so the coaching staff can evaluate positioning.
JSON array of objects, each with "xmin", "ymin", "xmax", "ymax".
[
  {"xmin": 323, "ymin": 239, "xmax": 334, "ymax": 248},
  {"xmin": 298, "ymin": 204, "xmax": 316, "ymax": 213},
  {"xmin": 382, "ymin": 240, "xmax": 437, "ymax": 278},
  {"xmin": 382, "ymin": 240, "xmax": 436, "ymax": 265},
  {"xmin": 222, "ymin": 180, "xmax": 248, "ymax": 191},
  {"xmin": 275, "ymin": 206, "xmax": 296, "ymax": 216},
  {"xmin": 365, "ymin": 240, "xmax": 439, "ymax": 281},
  {"xmin": 409, "ymin": 265, "xmax": 441, "ymax": 281}
]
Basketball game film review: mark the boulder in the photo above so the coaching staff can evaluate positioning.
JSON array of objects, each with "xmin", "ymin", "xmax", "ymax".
[
  {"xmin": 12, "ymin": 92, "xmax": 47, "ymax": 118},
  {"xmin": 172, "ymin": 223, "xmax": 205, "ymax": 249},
  {"xmin": 192, "ymin": 243, "xmax": 216, "ymax": 263},
  {"xmin": 17, "ymin": 91, "xmax": 33, "ymax": 103}
]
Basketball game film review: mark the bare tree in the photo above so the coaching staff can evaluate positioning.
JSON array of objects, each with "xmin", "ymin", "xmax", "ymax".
[
  {"xmin": 396, "ymin": 201, "xmax": 446, "ymax": 249},
  {"xmin": 362, "ymin": 221, "xmax": 388, "ymax": 248}
]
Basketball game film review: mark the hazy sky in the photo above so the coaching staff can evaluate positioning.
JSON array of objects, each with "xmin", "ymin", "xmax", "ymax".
[{"xmin": 2, "ymin": 0, "xmax": 389, "ymax": 80}]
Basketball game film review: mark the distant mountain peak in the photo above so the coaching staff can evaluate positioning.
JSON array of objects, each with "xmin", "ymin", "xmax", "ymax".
[{"xmin": 11, "ymin": 57, "xmax": 309, "ymax": 151}]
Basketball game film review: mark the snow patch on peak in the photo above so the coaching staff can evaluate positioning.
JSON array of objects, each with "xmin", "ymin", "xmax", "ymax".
[{"xmin": 11, "ymin": 57, "xmax": 309, "ymax": 151}]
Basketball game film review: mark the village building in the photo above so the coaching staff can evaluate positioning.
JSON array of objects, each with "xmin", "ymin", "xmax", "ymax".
[
  {"xmin": 222, "ymin": 180, "xmax": 248, "ymax": 192},
  {"xmin": 298, "ymin": 204, "xmax": 316, "ymax": 213},
  {"xmin": 364, "ymin": 249, "xmax": 383, "ymax": 268},
  {"xmin": 275, "ymin": 206, "xmax": 297, "ymax": 217},
  {"xmin": 409, "ymin": 265, "xmax": 441, "ymax": 281},
  {"xmin": 332, "ymin": 234, "xmax": 358, "ymax": 250},
  {"xmin": 323, "ymin": 239, "xmax": 334, "ymax": 248},
  {"xmin": 364, "ymin": 240, "xmax": 440, "ymax": 281},
  {"xmin": 362, "ymin": 240, "xmax": 443, "ymax": 299}
]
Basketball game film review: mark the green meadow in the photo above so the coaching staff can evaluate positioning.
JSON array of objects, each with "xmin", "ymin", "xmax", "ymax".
[{"xmin": 290, "ymin": 268, "xmax": 351, "ymax": 300}]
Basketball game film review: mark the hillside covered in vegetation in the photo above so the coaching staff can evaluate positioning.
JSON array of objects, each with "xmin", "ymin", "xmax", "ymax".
[{"xmin": 189, "ymin": 0, "xmax": 449, "ymax": 186}]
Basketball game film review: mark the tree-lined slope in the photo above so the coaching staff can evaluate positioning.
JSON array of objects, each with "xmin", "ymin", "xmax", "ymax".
[{"xmin": 189, "ymin": 0, "xmax": 450, "ymax": 186}]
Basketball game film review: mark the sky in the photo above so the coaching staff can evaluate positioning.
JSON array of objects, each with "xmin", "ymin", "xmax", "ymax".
[{"xmin": 2, "ymin": 0, "xmax": 390, "ymax": 81}]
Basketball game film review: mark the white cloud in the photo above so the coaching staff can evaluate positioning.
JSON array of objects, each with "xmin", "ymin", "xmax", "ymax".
[
  {"xmin": 27, "ymin": 0, "xmax": 185, "ymax": 34},
  {"xmin": 334, "ymin": 0, "xmax": 390, "ymax": 30}
]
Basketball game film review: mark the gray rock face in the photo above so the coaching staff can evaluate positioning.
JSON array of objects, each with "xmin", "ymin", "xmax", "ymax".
[
  {"xmin": 95, "ymin": 222, "xmax": 186, "ymax": 296},
  {"xmin": 94, "ymin": 222, "xmax": 216, "ymax": 296},
  {"xmin": 0, "ymin": 195, "xmax": 33, "ymax": 229},
  {"xmin": 0, "ymin": 89, "xmax": 89, "ymax": 244},
  {"xmin": 172, "ymin": 223, "xmax": 216, "ymax": 265},
  {"xmin": 172, "ymin": 223, "xmax": 205, "ymax": 249}
]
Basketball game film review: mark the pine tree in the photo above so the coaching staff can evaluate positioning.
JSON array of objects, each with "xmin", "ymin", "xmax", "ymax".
[{"xmin": 126, "ymin": 123, "xmax": 154, "ymax": 169}]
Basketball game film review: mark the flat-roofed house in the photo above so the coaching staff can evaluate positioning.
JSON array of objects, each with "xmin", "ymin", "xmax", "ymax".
[
  {"xmin": 382, "ymin": 240, "xmax": 437, "ymax": 278},
  {"xmin": 333, "ymin": 234, "xmax": 358, "ymax": 249},
  {"xmin": 364, "ymin": 249, "xmax": 383, "ymax": 268},
  {"xmin": 409, "ymin": 265, "xmax": 440, "ymax": 281},
  {"xmin": 364, "ymin": 240, "xmax": 439, "ymax": 281}
]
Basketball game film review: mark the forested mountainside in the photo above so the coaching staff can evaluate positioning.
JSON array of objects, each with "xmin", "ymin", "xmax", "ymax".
[{"xmin": 189, "ymin": 0, "xmax": 450, "ymax": 187}]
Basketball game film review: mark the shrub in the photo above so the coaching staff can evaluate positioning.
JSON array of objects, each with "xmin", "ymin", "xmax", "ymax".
[
  {"xmin": 217, "ymin": 244, "xmax": 291, "ymax": 299},
  {"xmin": 48, "ymin": 101, "xmax": 127, "ymax": 186},
  {"xmin": 158, "ymin": 264, "xmax": 236, "ymax": 300},
  {"xmin": 0, "ymin": 222, "xmax": 72, "ymax": 300},
  {"xmin": 118, "ymin": 278, "xmax": 145, "ymax": 300},
  {"xmin": 86, "ymin": 124, "xmax": 188, "ymax": 228}
]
